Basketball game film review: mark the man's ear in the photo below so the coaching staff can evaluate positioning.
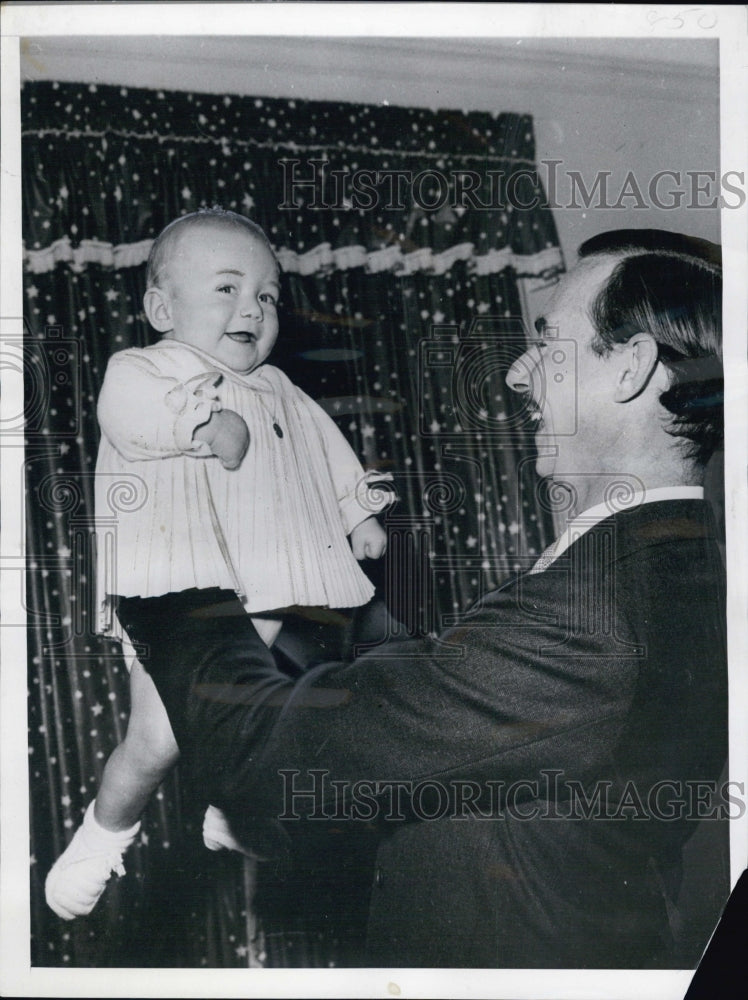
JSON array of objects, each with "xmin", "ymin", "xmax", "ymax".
[
  {"xmin": 143, "ymin": 286, "xmax": 173, "ymax": 333},
  {"xmin": 614, "ymin": 332, "xmax": 660, "ymax": 402}
]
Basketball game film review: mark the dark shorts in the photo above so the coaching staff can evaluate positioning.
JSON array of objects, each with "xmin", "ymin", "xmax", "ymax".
[{"xmin": 114, "ymin": 587, "xmax": 252, "ymax": 756}]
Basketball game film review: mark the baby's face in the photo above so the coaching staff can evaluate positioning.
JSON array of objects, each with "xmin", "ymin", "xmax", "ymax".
[{"xmin": 159, "ymin": 224, "xmax": 280, "ymax": 374}]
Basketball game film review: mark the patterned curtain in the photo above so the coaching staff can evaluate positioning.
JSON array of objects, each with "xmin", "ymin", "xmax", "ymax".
[{"xmin": 22, "ymin": 80, "xmax": 564, "ymax": 967}]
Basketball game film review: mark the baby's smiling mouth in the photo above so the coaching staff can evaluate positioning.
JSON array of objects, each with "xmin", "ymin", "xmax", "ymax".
[{"xmin": 225, "ymin": 331, "xmax": 256, "ymax": 344}]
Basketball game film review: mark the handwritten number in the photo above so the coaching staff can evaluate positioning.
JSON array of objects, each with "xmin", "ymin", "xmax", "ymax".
[{"xmin": 647, "ymin": 7, "xmax": 718, "ymax": 29}]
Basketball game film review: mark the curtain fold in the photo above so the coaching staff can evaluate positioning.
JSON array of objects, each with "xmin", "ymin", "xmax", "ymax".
[{"xmin": 23, "ymin": 80, "xmax": 563, "ymax": 967}]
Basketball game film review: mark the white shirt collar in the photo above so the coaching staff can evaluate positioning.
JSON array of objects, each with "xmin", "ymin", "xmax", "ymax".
[{"xmin": 544, "ymin": 485, "xmax": 705, "ymax": 567}]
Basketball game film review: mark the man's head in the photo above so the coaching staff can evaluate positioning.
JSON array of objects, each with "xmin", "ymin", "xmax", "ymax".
[
  {"xmin": 506, "ymin": 229, "xmax": 722, "ymax": 501},
  {"xmin": 143, "ymin": 208, "xmax": 280, "ymax": 375},
  {"xmin": 579, "ymin": 229, "xmax": 722, "ymax": 468}
]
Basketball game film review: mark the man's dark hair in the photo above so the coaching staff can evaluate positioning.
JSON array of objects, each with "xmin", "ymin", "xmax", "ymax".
[
  {"xmin": 145, "ymin": 206, "xmax": 273, "ymax": 289},
  {"xmin": 578, "ymin": 229, "xmax": 723, "ymax": 467}
]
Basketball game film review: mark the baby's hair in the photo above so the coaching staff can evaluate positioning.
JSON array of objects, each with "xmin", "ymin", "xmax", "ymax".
[{"xmin": 146, "ymin": 207, "xmax": 274, "ymax": 289}]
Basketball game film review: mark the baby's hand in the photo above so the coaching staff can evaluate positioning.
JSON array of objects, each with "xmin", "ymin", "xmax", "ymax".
[
  {"xmin": 194, "ymin": 409, "xmax": 250, "ymax": 469},
  {"xmin": 350, "ymin": 516, "xmax": 387, "ymax": 560}
]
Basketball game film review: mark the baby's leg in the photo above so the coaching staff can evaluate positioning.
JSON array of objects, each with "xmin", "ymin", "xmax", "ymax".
[
  {"xmin": 250, "ymin": 615, "xmax": 283, "ymax": 648},
  {"xmin": 94, "ymin": 659, "xmax": 180, "ymax": 831},
  {"xmin": 45, "ymin": 659, "xmax": 179, "ymax": 919}
]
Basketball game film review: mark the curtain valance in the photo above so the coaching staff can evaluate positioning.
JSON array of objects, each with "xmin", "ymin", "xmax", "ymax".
[{"xmin": 22, "ymin": 82, "xmax": 563, "ymax": 280}]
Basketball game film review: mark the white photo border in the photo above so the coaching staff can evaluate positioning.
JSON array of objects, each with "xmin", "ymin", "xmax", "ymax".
[{"xmin": 2, "ymin": 4, "xmax": 746, "ymax": 998}]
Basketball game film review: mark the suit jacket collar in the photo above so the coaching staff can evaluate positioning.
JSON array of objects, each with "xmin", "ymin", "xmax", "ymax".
[{"xmin": 545, "ymin": 486, "xmax": 705, "ymax": 568}]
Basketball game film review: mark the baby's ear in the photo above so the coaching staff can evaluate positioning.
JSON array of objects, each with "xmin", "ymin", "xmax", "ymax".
[{"xmin": 143, "ymin": 286, "xmax": 173, "ymax": 333}]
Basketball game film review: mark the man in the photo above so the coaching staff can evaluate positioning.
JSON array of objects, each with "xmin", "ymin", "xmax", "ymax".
[{"xmin": 121, "ymin": 229, "xmax": 727, "ymax": 967}]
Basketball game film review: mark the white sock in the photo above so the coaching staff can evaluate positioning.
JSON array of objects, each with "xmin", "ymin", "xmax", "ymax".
[{"xmin": 83, "ymin": 801, "xmax": 141, "ymax": 848}]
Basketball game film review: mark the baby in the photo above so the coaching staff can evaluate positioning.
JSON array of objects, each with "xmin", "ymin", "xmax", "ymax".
[{"xmin": 45, "ymin": 208, "xmax": 391, "ymax": 919}]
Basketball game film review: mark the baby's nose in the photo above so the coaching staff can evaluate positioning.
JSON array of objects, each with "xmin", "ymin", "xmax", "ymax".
[{"xmin": 239, "ymin": 296, "xmax": 262, "ymax": 319}]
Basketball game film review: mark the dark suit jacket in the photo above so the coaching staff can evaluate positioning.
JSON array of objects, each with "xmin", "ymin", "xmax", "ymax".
[{"xmin": 160, "ymin": 499, "xmax": 728, "ymax": 967}]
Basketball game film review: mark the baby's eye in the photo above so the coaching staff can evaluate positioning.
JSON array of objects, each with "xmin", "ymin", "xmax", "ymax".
[
  {"xmin": 217, "ymin": 284, "xmax": 236, "ymax": 294},
  {"xmin": 259, "ymin": 292, "xmax": 277, "ymax": 305}
]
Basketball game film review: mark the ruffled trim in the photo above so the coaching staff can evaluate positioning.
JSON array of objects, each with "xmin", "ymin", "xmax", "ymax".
[
  {"xmin": 24, "ymin": 236, "xmax": 155, "ymax": 274},
  {"xmin": 167, "ymin": 372, "xmax": 224, "ymax": 453},
  {"xmin": 338, "ymin": 470, "xmax": 397, "ymax": 533},
  {"xmin": 24, "ymin": 236, "xmax": 562, "ymax": 280}
]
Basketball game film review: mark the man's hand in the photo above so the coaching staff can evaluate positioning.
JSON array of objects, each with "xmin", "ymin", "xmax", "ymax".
[
  {"xmin": 194, "ymin": 409, "xmax": 250, "ymax": 469},
  {"xmin": 350, "ymin": 516, "xmax": 387, "ymax": 560}
]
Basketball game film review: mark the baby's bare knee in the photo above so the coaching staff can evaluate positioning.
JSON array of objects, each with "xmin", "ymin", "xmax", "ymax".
[
  {"xmin": 125, "ymin": 661, "xmax": 180, "ymax": 773},
  {"xmin": 122, "ymin": 704, "xmax": 179, "ymax": 779},
  {"xmin": 137, "ymin": 718, "xmax": 179, "ymax": 768},
  {"xmin": 120, "ymin": 720, "xmax": 179, "ymax": 783}
]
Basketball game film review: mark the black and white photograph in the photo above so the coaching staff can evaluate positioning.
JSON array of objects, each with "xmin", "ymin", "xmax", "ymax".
[{"xmin": 1, "ymin": 4, "xmax": 746, "ymax": 998}]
